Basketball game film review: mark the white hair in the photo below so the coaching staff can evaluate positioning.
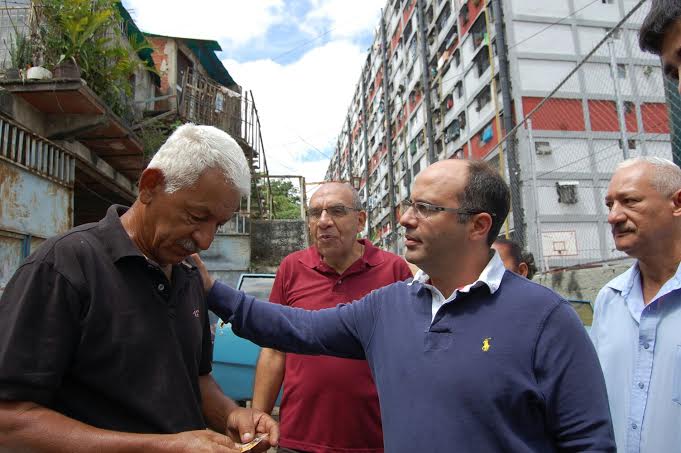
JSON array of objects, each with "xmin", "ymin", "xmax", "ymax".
[
  {"xmin": 616, "ymin": 156, "xmax": 681, "ymax": 196},
  {"xmin": 147, "ymin": 123, "xmax": 251, "ymax": 196}
]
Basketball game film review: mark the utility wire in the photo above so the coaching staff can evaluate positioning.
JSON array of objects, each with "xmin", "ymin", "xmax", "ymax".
[
  {"xmin": 297, "ymin": 135, "xmax": 332, "ymax": 160},
  {"xmin": 507, "ymin": 0, "xmax": 601, "ymax": 51},
  {"xmin": 271, "ymin": 28, "xmax": 335, "ymax": 62}
]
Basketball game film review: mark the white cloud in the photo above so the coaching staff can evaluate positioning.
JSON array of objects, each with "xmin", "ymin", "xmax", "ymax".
[
  {"xmin": 223, "ymin": 39, "xmax": 367, "ymax": 183},
  {"xmin": 122, "ymin": 0, "xmax": 286, "ymax": 46},
  {"xmin": 122, "ymin": 0, "xmax": 384, "ymax": 184},
  {"xmin": 304, "ymin": 0, "xmax": 385, "ymax": 40}
]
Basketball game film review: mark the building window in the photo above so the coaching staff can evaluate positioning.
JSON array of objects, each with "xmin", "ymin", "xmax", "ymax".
[
  {"xmin": 619, "ymin": 139, "xmax": 637, "ymax": 150},
  {"xmin": 455, "ymin": 81, "xmax": 463, "ymax": 98},
  {"xmin": 556, "ymin": 181, "xmax": 579, "ymax": 204},
  {"xmin": 475, "ymin": 86, "xmax": 491, "ymax": 112},
  {"xmin": 470, "ymin": 16, "xmax": 487, "ymax": 49},
  {"xmin": 460, "ymin": 4, "xmax": 469, "ymax": 24},
  {"xmin": 445, "ymin": 118, "xmax": 461, "ymax": 143},
  {"xmin": 413, "ymin": 159, "xmax": 421, "ymax": 176},
  {"xmin": 617, "ymin": 64, "xmax": 627, "ymax": 79},
  {"xmin": 474, "ymin": 46, "xmax": 491, "ymax": 77},
  {"xmin": 479, "ymin": 124, "xmax": 494, "ymax": 144},
  {"xmin": 458, "ymin": 111, "xmax": 467, "ymax": 130},
  {"xmin": 624, "ymin": 101, "xmax": 634, "ymax": 114},
  {"xmin": 605, "ymin": 27, "xmax": 622, "ymax": 39},
  {"xmin": 535, "ymin": 141, "xmax": 552, "ymax": 155},
  {"xmin": 444, "ymin": 93, "xmax": 454, "ymax": 110}
]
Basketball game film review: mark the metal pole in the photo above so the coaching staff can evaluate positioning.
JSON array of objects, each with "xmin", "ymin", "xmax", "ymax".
[
  {"xmin": 380, "ymin": 11, "xmax": 398, "ymax": 253},
  {"xmin": 608, "ymin": 37, "xmax": 630, "ymax": 160},
  {"xmin": 416, "ymin": 0, "xmax": 436, "ymax": 164},
  {"xmin": 492, "ymin": 0, "xmax": 525, "ymax": 245},
  {"xmin": 346, "ymin": 115, "xmax": 353, "ymax": 180},
  {"xmin": 481, "ymin": 1, "xmax": 508, "ymax": 239},
  {"xmin": 526, "ymin": 119, "xmax": 545, "ymax": 272},
  {"xmin": 665, "ymin": 77, "xmax": 681, "ymax": 166},
  {"xmin": 360, "ymin": 72, "xmax": 372, "ymax": 238}
]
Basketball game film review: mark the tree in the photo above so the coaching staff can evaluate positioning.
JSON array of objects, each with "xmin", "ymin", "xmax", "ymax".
[{"xmin": 252, "ymin": 179, "xmax": 302, "ymax": 220}]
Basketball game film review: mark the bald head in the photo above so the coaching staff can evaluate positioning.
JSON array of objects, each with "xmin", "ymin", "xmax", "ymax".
[
  {"xmin": 615, "ymin": 156, "xmax": 681, "ymax": 197},
  {"xmin": 417, "ymin": 159, "xmax": 509, "ymax": 246},
  {"xmin": 311, "ymin": 182, "xmax": 362, "ymax": 210}
]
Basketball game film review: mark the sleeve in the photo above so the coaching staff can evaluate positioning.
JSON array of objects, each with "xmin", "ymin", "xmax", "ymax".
[
  {"xmin": 533, "ymin": 301, "xmax": 616, "ymax": 452},
  {"xmin": 0, "ymin": 261, "xmax": 82, "ymax": 405},
  {"xmin": 208, "ymin": 281, "xmax": 378, "ymax": 360}
]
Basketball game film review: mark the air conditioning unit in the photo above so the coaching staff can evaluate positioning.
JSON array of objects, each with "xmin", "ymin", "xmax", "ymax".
[
  {"xmin": 556, "ymin": 181, "xmax": 579, "ymax": 204},
  {"xmin": 535, "ymin": 141, "xmax": 552, "ymax": 155}
]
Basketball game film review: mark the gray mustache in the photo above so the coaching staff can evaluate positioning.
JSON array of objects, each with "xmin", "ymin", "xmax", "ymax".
[{"xmin": 178, "ymin": 239, "xmax": 199, "ymax": 253}]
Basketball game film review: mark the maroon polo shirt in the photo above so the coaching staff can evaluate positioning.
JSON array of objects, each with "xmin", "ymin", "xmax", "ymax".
[{"xmin": 270, "ymin": 239, "xmax": 412, "ymax": 453}]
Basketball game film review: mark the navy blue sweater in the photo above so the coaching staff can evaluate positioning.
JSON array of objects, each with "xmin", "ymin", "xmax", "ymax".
[{"xmin": 209, "ymin": 272, "xmax": 615, "ymax": 452}]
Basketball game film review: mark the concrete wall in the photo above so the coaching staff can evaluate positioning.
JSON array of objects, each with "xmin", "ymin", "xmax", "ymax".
[
  {"xmin": 250, "ymin": 219, "xmax": 308, "ymax": 268},
  {"xmin": 534, "ymin": 260, "xmax": 634, "ymax": 303}
]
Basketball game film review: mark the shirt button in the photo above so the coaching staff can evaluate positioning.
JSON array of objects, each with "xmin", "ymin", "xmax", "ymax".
[
  {"xmin": 157, "ymin": 283, "xmax": 165, "ymax": 292},
  {"xmin": 337, "ymin": 280, "xmax": 342, "ymax": 285},
  {"xmin": 632, "ymin": 423, "xmax": 638, "ymax": 430},
  {"xmin": 638, "ymin": 382, "xmax": 644, "ymax": 389},
  {"xmin": 643, "ymin": 342, "xmax": 650, "ymax": 349}
]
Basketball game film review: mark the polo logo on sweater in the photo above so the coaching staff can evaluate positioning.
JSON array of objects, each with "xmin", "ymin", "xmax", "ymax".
[
  {"xmin": 482, "ymin": 337, "xmax": 492, "ymax": 352},
  {"xmin": 192, "ymin": 309, "xmax": 200, "ymax": 318}
]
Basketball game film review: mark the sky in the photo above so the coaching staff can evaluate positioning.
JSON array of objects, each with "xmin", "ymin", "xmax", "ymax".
[{"xmin": 122, "ymin": 0, "xmax": 385, "ymax": 189}]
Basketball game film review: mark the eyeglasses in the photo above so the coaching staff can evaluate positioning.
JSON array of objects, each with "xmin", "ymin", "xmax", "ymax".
[
  {"xmin": 400, "ymin": 199, "xmax": 494, "ymax": 220},
  {"xmin": 306, "ymin": 204, "xmax": 360, "ymax": 219}
]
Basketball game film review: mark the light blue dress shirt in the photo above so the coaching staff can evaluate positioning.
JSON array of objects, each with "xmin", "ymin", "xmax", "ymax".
[{"xmin": 590, "ymin": 262, "xmax": 681, "ymax": 453}]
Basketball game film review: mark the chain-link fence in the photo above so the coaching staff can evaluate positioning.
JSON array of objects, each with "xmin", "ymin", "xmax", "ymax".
[{"xmin": 495, "ymin": 0, "xmax": 676, "ymax": 272}]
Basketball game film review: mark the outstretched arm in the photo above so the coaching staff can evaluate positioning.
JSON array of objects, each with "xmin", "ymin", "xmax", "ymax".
[{"xmin": 207, "ymin": 281, "xmax": 373, "ymax": 360}]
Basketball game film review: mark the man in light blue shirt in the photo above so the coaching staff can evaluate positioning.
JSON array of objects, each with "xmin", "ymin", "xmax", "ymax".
[{"xmin": 591, "ymin": 155, "xmax": 681, "ymax": 453}]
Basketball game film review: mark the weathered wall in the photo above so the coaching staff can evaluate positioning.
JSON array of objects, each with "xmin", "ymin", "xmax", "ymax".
[
  {"xmin": 251, "ymin": 220, "xmax": 308, "ymax": 268},
  {"xmin": 0, "ymin": 162, "xmax": 72, "ymax": 238},
  {"xmin": 534, "ymin": 260, "xmax": 634, "ymax": 302},
  {"xmin": 0, "ymin": 162, "xmax": 71, "ymax": 292}
]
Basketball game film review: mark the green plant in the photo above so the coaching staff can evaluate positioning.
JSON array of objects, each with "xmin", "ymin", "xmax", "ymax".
[
  {"xmin": 2, "ymin": 2, "xmax": 33, "ymax": 70},
  {"xmin": 4, "ymin": 30, "xmax": 32, "ymax": 69},
  {"xmin": 137, "ymin": 119, "xmax": 182, "ymax": 160},
  {"xmin": 37, "ymin": 0, "xmax": 158, "ymax": 118}
]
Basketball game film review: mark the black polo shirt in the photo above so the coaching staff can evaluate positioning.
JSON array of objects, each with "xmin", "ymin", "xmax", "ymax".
[{"xmin": 0, "ymin": 205, "xmax": 213, "ymax": 433}]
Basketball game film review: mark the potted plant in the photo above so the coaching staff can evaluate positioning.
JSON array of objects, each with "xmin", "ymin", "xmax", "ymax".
[
  {"xmin": 3, "ymin": 27, "xmax": 32, "ymax": 79},
  {"xmin": 39, "ymin": 0, "xmax": 114, "ymax": 79}
]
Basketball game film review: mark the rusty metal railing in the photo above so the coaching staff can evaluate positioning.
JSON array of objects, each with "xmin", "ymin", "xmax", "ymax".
[{"xmin": 0, "ymin": 116, "xmax": 76, "ymax": 187}]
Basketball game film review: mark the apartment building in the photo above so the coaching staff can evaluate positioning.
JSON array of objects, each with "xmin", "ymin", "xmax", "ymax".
[{"xmin": 326, "ymin": 0, "xmax": 670, "ymax": 269}]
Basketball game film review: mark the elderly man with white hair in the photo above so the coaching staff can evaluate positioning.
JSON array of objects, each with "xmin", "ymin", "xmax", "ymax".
[
  {"xmin": 0, "ymin": 124, "xmax": 278, "ymax": 452},
  {"xmin": 591, "ymin": 156, "xmax": 681, "ymax": 453}
]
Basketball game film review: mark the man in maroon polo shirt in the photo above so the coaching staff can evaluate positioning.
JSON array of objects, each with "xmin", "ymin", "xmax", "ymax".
[{"xmin": 251, "ymin": 182, "xmax": 412, "ymax": 453}]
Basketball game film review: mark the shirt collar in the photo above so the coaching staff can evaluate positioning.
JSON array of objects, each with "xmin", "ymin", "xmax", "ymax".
[
  {"xmin": 97, "ymin": 204, "xmax": 146, "ymax": 263},
  {"xmin": 409, "ymin": 250, "xmax": 506, "ymax": 296},
  {"xmin": 607, "ymin": 260, "xmax": 681, "ymax": 302},
  {"xmin": 298, "ymin": 238, "xmax": 385, "ymax": 270}
]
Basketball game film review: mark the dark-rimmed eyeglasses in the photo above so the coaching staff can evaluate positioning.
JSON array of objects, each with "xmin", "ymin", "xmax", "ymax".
[
  {"xmin": 306, "ymin": 205, "xmax": 360, "ymax": 219},
  {"xmin": 400, "ymin": 200, "xmax": 494, "ymax": 220}
]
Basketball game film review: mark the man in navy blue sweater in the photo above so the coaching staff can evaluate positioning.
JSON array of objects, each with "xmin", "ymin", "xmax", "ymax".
[{"xmin": 204, "ymin": 159, "xmax": 615, "ymax": 452}]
